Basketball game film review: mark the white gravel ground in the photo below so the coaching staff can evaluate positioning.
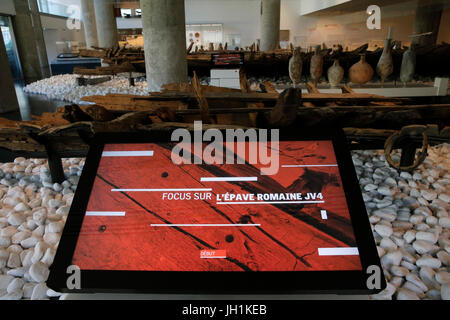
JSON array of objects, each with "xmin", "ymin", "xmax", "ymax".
[
  {"xmin": 0, "ymin": 144, "xmax": 449, "ymax": 300},
  {"xmin": 21, "ymin": 75, "xmax": 299, "ymax": 106},
  {"xmin": 23, "ymin": 74, "xmax": 149, "ymax": 105}
]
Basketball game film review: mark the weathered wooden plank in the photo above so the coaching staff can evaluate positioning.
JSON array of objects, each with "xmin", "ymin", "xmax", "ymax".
[{"xmin": 132, "ymin": 91, "xmax": 409, "ymax": 104}]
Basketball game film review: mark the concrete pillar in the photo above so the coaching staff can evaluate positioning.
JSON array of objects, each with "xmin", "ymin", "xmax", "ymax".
[
  {"xmin": 28, "ymin": 0, "xmax": 50, "ymax": 79},
  {"xmin": 81, "ymin": 0, "xmax": 99, "ymax": 49},
  {"xmin": 12, "ymin": 0, "xmax": 50, "ymax": 83},
  {"xmin": 260, "ymin": 0, "xmax": 280, "ymax": 52},
  {"xmin": 94, "ymin": 0, "xmax": 119, "ymax": 48},
  {"xmin": 0, "ymin": 31, "xmax": 20, "ymax": 113},
  {"xmin": 412, "ymin": 0, "xmax": 443, "ymax": 47},
  {"xmin": 141, "ymin": 0, "xmax": 188, "ymax": 92}
]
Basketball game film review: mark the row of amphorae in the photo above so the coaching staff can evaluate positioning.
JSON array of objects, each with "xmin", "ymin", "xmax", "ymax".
[{"xmin": 289, "ymin": 39, "xmax": 416, "ymax": 87}]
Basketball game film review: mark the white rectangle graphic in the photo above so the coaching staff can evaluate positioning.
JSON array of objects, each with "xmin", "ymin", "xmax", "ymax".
[
  {"xmin": 102, "ymin": 151, "xmax": 154, "ymax": 157},
  {"xmin": 86, "ymin": 211, "xmax": 126, "ymax": 217},
  {"xmin": 320, "ymin": 210, "xmax": 328, "ymax": 220},
  {"xmin": 282, "ymin": 164, "xmax": 338, "ymax": 168},
  {"xmin": 318, "ymin": 247, "xmax": 359, "ymax": 256},
  {"xmin": 112, "ymin": 188, "xmax": 212, "ymax": 192},
  {"xmin": 201, "ymin": 177, "xmax": 258, "ymax": 182},
  {"xmin": 151, "ymin": 224, "xmax": 260, "ymax": 227},
  {"xmin": 216, "ymin": 201, "xmax": 324, "ymax": 205}
]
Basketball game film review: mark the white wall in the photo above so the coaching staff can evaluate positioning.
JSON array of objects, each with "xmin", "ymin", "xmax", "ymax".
[
  {"xmin": 185, "ymin": 0, "xmax": 261, "ymax": 47},
  {"xmin": 117, "ymin": 0, "xmax": 262, "ymax": 47},
  {"xmin": 40, "ymin": 14, "xmax": 85, "ymax": 63},
  {"xmin": 115, "ymin": 0, "xmax": 450, "ymax": 49}
]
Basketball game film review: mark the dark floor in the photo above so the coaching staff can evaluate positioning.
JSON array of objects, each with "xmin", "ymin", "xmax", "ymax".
[{"xmin": 2, "ymin": 82, "xmax": 67, "ymax": 121}]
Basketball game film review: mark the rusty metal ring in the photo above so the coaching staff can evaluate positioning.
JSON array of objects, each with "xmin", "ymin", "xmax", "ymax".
[{"xmin": 384, "ymin": 130, "xmax": 428, "ymax": 172}]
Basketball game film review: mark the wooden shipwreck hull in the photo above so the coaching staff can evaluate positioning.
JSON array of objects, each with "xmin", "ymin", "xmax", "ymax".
[
  {"xmin": 75, "ymin": 43, "xmax": 450, "ymax": 79},
  {"xmin": 1, "ymin": 74, "xmax": 449, "ymax": 182}
]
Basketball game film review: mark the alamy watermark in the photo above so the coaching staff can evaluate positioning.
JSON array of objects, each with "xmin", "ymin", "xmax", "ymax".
[
  {"xmin": 66, "ymin": 5, "xmax": 81, "ymax": 30},
  {"xmin": 171, "ymin": 121, "xmax": 280, "ymax": 176},
  {"xmin": 366, "ymin": 265, "xmax": 382, "ymax": 290},
  {"xmin": 366, "ymin": 5, "xmax": 381, "ymax": 30},
  {"xmin": 66, "ymin": 264, "xmax": 81, "ymax": 290}
]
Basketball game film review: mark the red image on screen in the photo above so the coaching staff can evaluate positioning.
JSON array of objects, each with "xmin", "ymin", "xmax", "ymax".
[{"xmin": 72, "ymin": 141, "xmax": 362, "ymax": 272}]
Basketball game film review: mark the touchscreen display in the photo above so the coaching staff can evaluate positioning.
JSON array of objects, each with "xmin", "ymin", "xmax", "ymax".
[{"xmin": 72, "ymin": 141, "xmax": 362, "ymax": 272}]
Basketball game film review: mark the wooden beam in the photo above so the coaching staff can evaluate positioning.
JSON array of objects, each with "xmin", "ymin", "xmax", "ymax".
[
  {"xmin": 306, "ymin": 82, "xmax": 320, "ymax": 94},
  {"xmin": 341, "ymin": 85, "xmax": 355, "ymax": 94},
  {"xmin": 191, "ymin": 71, "xmax": 211, "ymax": 123},
  {"xmin": 132, "ymin": 91, "xmax": 408, "ymax": 104},
  {"xmin": 77, "ymin": 76, "xmax": 111, "ymax": 86}
]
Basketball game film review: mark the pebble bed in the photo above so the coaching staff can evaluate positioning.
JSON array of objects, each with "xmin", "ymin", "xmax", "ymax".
[
  {"xmin": 23, "ymin": 74, "xmax": 149, "ymax": 105},
  {"xmin": 0, "ymin": 144, "xmax": 449, "ymax": 300},
  {"xmin": 22, "ymin": 75, "xmax": 290, "ymax": 105}
]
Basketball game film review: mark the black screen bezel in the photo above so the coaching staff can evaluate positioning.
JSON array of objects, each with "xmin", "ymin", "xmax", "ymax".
[{"xmin": 47, "ymin": 127, "xmax": 385, "ymax": 295}]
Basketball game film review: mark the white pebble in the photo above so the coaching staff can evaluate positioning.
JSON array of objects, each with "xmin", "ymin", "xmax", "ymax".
[
  {"xmin": 403, "ymin": 230, "xmax": 416, "ymax": 244},
  {"xmin": 14, "ymin": 201, "xmax": 30, "ymax": 212},
  {"xmin": 46, "ymin": 288, "xmax": 62, "ymax": 297},
  {"xmin": 43, "ymin": 232, "xmax": 60, "ymax": 245},
  {"xmin": 56, "ymin": 206, "xmax": 70, "ymax": 215},
  {"xmin": 7, "ymin": 267, "xmax": 26, "ymax": 277},
  {"xmin": 22, "ymin": 283, "xmax": 36, "ymax": 299},
  {"xmin": 378, "ymin": 186, "xmax": 393, "ymax": 196},
  {"xmin": 390, "ymin": 265, "xmax": 408, "ymax": 277},
  {"xmin": 405, "ymin": 273, "xmax": 428, "ymax": 292},
  {"xmin": 416, "ymin": 231, "xmax": 438, "ymax": 244},
  {"xmin": 381, "ymin": 250, "xmax": 403, "ymax": 267},
  {"xmin": 31, "ymin": 241, "xmax": 47, "ymax": 264},
  {"xmin": 410, "ymin": 214, "xmax": 424, "ymax": 224},
  {"xmin": 403, "ymin": 281, "xmax": 425, "ymax": 295},
  {"xmin": 7, "ymin": 252, "xmax": 21, "ymax": 268},
  {"xmin": 380, "ymin": 238, "xmax": 397, "ymax": 250},
  {"xmin": 438, "ymin": 217, "xmax": 450, "ymax": 228},
  {"xmin": 397, "ymin": 288, "xmax": 420, "ymax": 300},
  {"xmin": 427, "ymin": 289, "xmax": 441, "ymax": 300},
  {"xmin": 370, "ymin": 282, "xmax": 396, "ymax": 300},
  {"xmin": 0, "ymin": 290, "xmax": 23, "ymax": 300},
  {"xmin": 435, "ymin": 271, "xmax": 450, "ymax": 285},
  {"xmin": 7, "ymin": 278, "xmax": 24, "ymax": 294},
  {"xmin": 421, "ymin": 189, "xmax": 437, "ymax": 201},
  {"xmin": 416, "ymin": 255, "xmax": 442, "ymax": 269},
  {"xmin": 413, "ymin": 240, "xmax": 436, "ymax": 254},
  {"xmin": 32, "ymin": 208, "xmax": 47, "ymax": 225},
  {"xmin": 374, "ymin": 224, "xmax": 393, "ymax": 237},
  {"xmin": 11, "ymin": 230, "xmax": 30, "ymax": 244},
  {"xmin": 437, "ymin": 250, "xmax": 450, "ymax": 266},
  {"xmin": 1, "ymin": 226, "xmax": 17, "ymax": 237},
  {"xmin": 400, "ymin": 172, "xmax": 412, "ymax": 179},
  {"xmin": 30, "ymin": 283, "xmax": 47, "ymax": 300},
  {"xmin": 48, "ymin": 199, "xmax": 63, "ymax": 209},
  {"xmin": 41, "ymin": 247, "xmax": 55, "ymax": 265},
  {"xmin": 438, "ymin": 193, "xmax": 450, "ymax": 203},
  {"xmin": 0, "ymin": 275, "xmax": 14, "ymax": 290},
  {"xmin": 32, "ymin": 225, "xmax": 45, "ymax": 237},
  {"xmin": 20, "ymin": 236, "xmax": 40, "ymax": 249},
  {"xmin": 426, "ymin": 216, "xmax": 438, "ymax": 226},
  {"xmin": 414, "ymin": 206, "xmax": 432, "ymax": 217},
  {"xmin": 441, "ymin": 284, "xmax": 450, "ymax": 300},
  {"xmin": 401, "ymin": 260, "xmax": 417, "ymax": 271},
  {"xmin": 29, "ymin": 262, "xmax": 50, "ymax": 282}
]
